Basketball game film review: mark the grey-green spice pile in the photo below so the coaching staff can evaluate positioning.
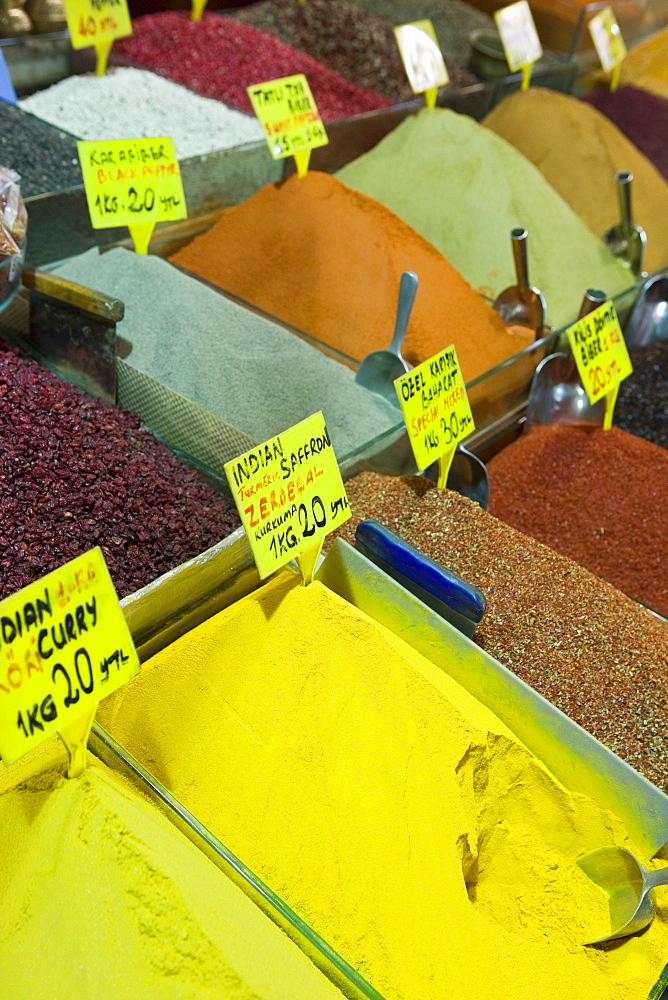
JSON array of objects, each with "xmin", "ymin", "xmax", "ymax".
[{"xmin": 53, "ymin": 249, "xmax": 402, "ymax": 461}]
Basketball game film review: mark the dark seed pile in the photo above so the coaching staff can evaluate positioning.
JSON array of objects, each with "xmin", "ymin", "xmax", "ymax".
[
  {"xmin": 113, "ymin": 12, "xmax": 392, "ymax": 122},
  {"xmin": 582, "ymin": 85, "xmax": 668, "ymax": 181},
  {"xmin": 227, "ymin": 0, "xmax": 477, "ymax": 101},
  {"xmin": 615, "ymin": 339, "xmax": 668, "ymax": 450},
  {"xmin": 332, "ymin": 472, "xmax": 668, "ymax": 792},
  {"xmin": 343, "ymin": 0, "xmax": 495, "ymax": 70},
  {"xmin": 0, "ymin": 101, "xmax": 81, "ymax": 198},
  {"xmin": 487, "ymin": 426, "xmax": 668, "ymax": 618},
  {"xmin": 0, "ymin": 341, "xmax": 240, "ymax": 600}
]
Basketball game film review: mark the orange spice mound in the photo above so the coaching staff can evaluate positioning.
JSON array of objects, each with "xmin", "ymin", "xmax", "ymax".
[{"xmin": 170, "ymin": 172, "xmax": 532, "ymax": 380}]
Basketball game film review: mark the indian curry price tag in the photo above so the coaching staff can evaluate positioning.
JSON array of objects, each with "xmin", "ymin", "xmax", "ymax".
[
  {"xmin": 589, "ymin": 7, "xmax": 626, "ymax": 73},
  {"xmin": 565, "ymin": 299, "xmax": 632, "ymax": 415},
  {"xmin": 247, "ymin": 74, "xmax": 328, "ymax": 176},
  {"xmin": 63, "ymin": 0, "xmax": 132, "ymax": 74},
  {"xmin": 77, "ymin": 138, "xmax": 187, "ymax": 253},
  {"xmin": 494, "ymin": 0, "xmax": 542, "ymax": 73},
  {"xmin": 0, "ymin": 547, "xmax": 139, "ymax": 765},
  {"xmin": 395, "ymin": 345, "xmax": 475, "ymax": 473},
  {"xmin": 394, "ymin": 20, "xmax": 449, "ymax": 105},
  {"xmin": 224, "ymin": 412, "xmax": 351, "ymax": 581}
]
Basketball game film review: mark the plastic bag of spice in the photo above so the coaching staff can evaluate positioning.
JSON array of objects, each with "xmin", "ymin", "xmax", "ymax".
[{"xmin": 0, "ymin": 166, "xmax": 26, "ymax": 312}]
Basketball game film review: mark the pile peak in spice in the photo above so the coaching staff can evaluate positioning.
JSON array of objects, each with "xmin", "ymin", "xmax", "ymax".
[
  {"xmin": 482, "ymin": 88, "xmax": 668, "ymax": 277},
  {"xmin": 582, "ymin": 85, "xmax": 668, "ymax": 182},
  {"xmin": 0, "ymin": 340, "xmax": 239, "ymax": 599},
  {"xmin": 336, "ymin": 107, "xmax": 634, "ymax": 330},
  {"xmin": 20, "ymin": 67, "xmax": 264, "ymax": 160},
  {"xmin": 169, "ymin": 171, "xmax": 533, "ymax": 379},
  {"xmin": 486, "ymin": 425, "xmax": 668, "ymax": 618},
  {"xmin": 226, "ymin": 0, "xmax": 477, "ymax": 101},
  {"xmin": 619, "ymin": 26, "xmax": 668, "ymax": 100},
  {"xmin": 333, "ymin": 474, "xmax": 668, "ymax": 793},
  {"xmin": 0, "ymin": 758, "xmax": 351, "ymax": 1000},
  {"xmin": 111, "ymin": 11, "xmax": 392, "ymax": 122},
  {"xmin": 97, "ymin": 571, "xmax": 668, "ymax": 1000}
]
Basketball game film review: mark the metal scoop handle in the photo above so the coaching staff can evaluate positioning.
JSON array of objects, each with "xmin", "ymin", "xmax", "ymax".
[
  {"xmin": 511, "ymin": 227, "xmax": 531, "ymax": 300},
  {"xmin": 645, "ymin": 867, "xmax": 668, "ymax": 890},
  {"xmin": 390, "ymin": 270, "xmax": 418, "ymax": 354},
  {"xmin": 616, "ymin": 171, "xmax": 634, "ymax": 239}
]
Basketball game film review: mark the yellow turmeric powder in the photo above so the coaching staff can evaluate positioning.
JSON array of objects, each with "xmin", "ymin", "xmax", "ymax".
[
  {"xmin": 0, "ymin": 755, "xmax": 353, "ymax": 1000},
  {"xmin": 98, "ymin": 573, "xmax": 668, "ymax": 1000}
]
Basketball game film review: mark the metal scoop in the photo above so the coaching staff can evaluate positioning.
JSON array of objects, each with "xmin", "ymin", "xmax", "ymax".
[
  {"xmin": 624, "ymin": 268, "xmax": 668, "ymax": 348},
  {"xmin": 525, "ymin": 289, "xmax": 608, "ymax": 430},
  {"xmin": 492, "ymin": 227, "xmax": 546, "ymax": 338},
  {"xmin": 355, "ymin": 270, "xmax": 418, "ymax": 405},
  {"xmin": 603, "ymin": 171, "xmax": 647, "ymax": 279},
  {"xmin": 577, "ymin": 846, "xmax": 668, "ymax": 944}
]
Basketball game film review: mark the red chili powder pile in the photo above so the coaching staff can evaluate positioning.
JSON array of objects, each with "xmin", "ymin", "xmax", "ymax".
[
  {"xmin": 331, "ymin": 473, "xmax": 668, "ymax": 791},
  {"xmin": 487, "ymin": 425, "xmax": 668, "ymax": 618},
  {"xmin": 170, "ymin": 172, "xmax": 532, "ymax": 378},
  {"xmin": 112, "ymin": 12, "xmax": 391, "ymax": 122}
]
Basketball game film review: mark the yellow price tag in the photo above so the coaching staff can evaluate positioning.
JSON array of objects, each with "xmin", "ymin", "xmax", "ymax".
[
  {"xmin": 77, "ymin": 138, "xmax": 187, "ymax": 254},
  {"xmin": 394, "ymin": 20, "xmax": 448, "ymax": 107},
  {"xmin": 495, "ymin": 0, "xmax": 542, "ymax": 81},
  {"xmin": 224, "ymin": 412, "xmax": 351, "ymax": 582},
  {"xmin": 565, "ymin": 300, "xmax": 632, "ymax": 427},
  {"xmin": 395, "ymin": 345, "xmax": 475, "ymax": 483},
  {"xmin": 0, "ymin": 548, "xmax": 139, "ymax": 766},
  {"xmin": 247, "ymin": 74, "xmax": 328, "ymax": 178},
  {"xmin": 63, "ymin": 0, "xmax": 132, "ymax": 75}
]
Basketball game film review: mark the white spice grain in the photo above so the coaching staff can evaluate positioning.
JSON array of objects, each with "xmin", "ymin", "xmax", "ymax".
[{"xmin": 21, "ymin": 68, "xmax": 264, "ymax": 159}]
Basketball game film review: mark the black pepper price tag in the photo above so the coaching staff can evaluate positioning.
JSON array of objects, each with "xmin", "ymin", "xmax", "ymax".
[{"xmin": 0, "ymin": 547, "xmax": 139, "ymax": 766}]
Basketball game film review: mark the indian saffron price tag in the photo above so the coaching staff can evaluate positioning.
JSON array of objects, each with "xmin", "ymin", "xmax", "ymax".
[
  {"xmin": 224, "ymin": 412, "xmax": 351, "ymax": 582},
  {"xmin": 394, "ymin": 20, "xmax": 448, "ymax": 108},
  {"xmin": 494, "ymin": 0, "xmax": 542, "ymax": 88},
  {"xmin": 565, "ymin": 299, "xmax": 633, "ymax": 427},
  {"xmin": 63, "ymin": 0, "xmax": 132, "ymax": 75},
  {"xmin": 247, "ymin": 74, "xmax": 328, "ymax": 178},
  {"xmin": 589, "ymin": 7, "xmax": 626, "ymax": 89},
  {"xmin": 0, "ymin": 548, "xmax": 139, "ymax": 766},
  {"xmin": 77, "ymin": 138, "xmax": 187, "ymax": 254},
  {"xmin": 395, "ymin": 345, "xmax": 474, "ymax": 486}
]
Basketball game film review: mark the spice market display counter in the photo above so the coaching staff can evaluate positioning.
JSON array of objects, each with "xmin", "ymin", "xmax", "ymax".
[{"xmin": 1, "ymin": 4, "xmax": 668, "ymax": 999}]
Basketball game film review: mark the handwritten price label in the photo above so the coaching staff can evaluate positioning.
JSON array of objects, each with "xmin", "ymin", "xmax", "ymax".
[
  {"xmin": 224, "ymin": 412, "xmax": 351, "ymax": 580},
  {"xmin": 0, "ymin": 548, "xmax": 139, "ymax": 764},
  {"xmin": 589, "ymin": 6, "xmax": 626, "ymax": 72},
  {"xmin": 63, "ymin": 0, "xmax": 131, "ymax": 49},
  {"xmin": 247, "ymin": 74, "xmax": 328, "ymax": 161},
  {"xmin": 78, "ymin": 138, "xmax": 187, "ymax": 229},
  {"xmin": 394, "ymin": 19, "xmax": 449, "ymax": 96},
  {"xmin": 566, "ymin": 300, "xmax": 632, "ymax": 404},
  {"xmin": 494, "ymin": 0, "xmax": 542, "ymax": 72},
  {"xmin": 395, "ymin": 345, "xmax": 475, "ymax": 471}
]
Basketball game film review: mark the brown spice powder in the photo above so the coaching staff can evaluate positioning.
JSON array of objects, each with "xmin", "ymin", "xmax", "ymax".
[
  {"xmin": 170, "ymin": 172, "xmax": 532, "ymax": 378},
  {"xmin": 332, "ymin": 472, "xmax": 668, "ymax": 792},
  {"xmin": 486, "ymin": 425, "xmax": 668, "ymax": 618}
]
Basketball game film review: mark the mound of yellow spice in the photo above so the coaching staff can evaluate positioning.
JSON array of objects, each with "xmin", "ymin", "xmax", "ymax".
[
  {"xmin": 483, "ymin": 88, "xmax": 668, "ymax": 276},
  {"xmin": 0, "ymin": 757, "xmax": 351, "ymax": 1000},
  {"xmin": 98, "ymin": 573, "xmax": 668, "ymax": 1000}
]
